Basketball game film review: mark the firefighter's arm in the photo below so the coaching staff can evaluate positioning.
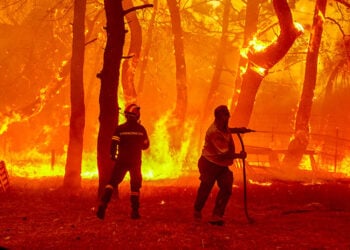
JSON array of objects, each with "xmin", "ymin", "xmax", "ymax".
[
  {"xmin": 110, "ymin": 134, "xmax": 120, "ymax": 160},
  {"xmin": 141, "ymin": 128, "xmax": 150, "ymax": 150},
  {"xmin": 233, "ymin": 151, "xmax": 247, "ymax": 159}
]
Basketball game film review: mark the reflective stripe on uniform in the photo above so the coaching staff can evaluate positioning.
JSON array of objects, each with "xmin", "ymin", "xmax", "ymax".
[
  {"xmin": 105, "ymin": 184, "xmax": 114, "ymax": 190},
  {"xmin": 112, "ymin": 135, "xmax": 120, "ymax": 141},
  {"xmin": 130, "ymin": 191, "xmax": 140, "ymax": 196}
]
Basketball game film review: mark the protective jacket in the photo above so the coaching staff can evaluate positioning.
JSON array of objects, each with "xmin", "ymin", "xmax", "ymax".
[{"xmin": 110, "ymin": 120, "xmax": 149, "ymax": 164}]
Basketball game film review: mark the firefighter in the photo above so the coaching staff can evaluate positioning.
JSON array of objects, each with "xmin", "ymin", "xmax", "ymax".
[
  {"xmin": 193, "ymin": 105, "xmax": 246, "ymax": 225},
  {"xmin": 97, "ymin": 104, "xmax": 150, "ymax": 220}
]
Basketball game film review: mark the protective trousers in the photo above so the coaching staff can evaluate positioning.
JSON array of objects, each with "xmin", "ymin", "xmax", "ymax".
[
  {"xmin": 100, "ymin": 160, "xmax": 142, "ymax": 212},
  {"xmin": 194, "ymin": 156, "xmax": 233, "ymax": 217}
]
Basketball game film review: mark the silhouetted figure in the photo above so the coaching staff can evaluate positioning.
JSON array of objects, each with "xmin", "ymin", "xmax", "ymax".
[
  {"xmin": 97, "ymin": 104, "xmax": 150, "ymax": 220},
  {"xmin": 194, "ymin": 105, "xmax": 246, "ymax": 225}
]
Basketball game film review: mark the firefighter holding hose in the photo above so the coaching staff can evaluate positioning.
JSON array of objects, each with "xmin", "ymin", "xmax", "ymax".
[{"xmin": 194, "ymin": 105, "xmax": 247, "ymax": 225}]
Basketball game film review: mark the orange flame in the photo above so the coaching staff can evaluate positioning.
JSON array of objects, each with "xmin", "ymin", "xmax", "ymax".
[
  {"xmin": 0, "ymin": 111, "xmax": 23, "ymax": 135},
  {"xmin": 239, "ymin": 36, "xmax": 269, "ymax": 76},
  {"xmin": 6, "ymin": 112, "xmax": 198, "ymax": 180},
  {"xmin": 142, "ymin": 111, "xmax": 196, "ymax": 179}
]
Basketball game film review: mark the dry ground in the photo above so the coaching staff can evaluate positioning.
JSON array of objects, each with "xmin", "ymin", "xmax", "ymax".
[{"xmin": 1, "ymin": 175, "xmax": 350, "ymax": 250}]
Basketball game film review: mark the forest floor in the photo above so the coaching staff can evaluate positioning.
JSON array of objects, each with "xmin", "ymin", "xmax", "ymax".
[{"xmin": 1, "ymin": 174, "xmax": 350, "ymax": 250}]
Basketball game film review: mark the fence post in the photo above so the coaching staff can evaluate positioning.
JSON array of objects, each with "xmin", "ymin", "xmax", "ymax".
[{"xmin": 334, "ymin": 127, "xmax": 338, "ymax": 173}]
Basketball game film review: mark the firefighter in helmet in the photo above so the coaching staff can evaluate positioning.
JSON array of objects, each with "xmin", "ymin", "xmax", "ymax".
[{"xmin": 97, "ymin": 103, "xmax": 150, "ymax": 220}]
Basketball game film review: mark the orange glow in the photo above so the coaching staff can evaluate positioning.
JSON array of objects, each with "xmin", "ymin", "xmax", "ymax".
[
  {"xmin": 338, "ymin": 157, "xmax": 350, "ymax": 176},
  {"xmin": 6, "ymin": 138, "xmax": 350, "ymax": 180},
  {"xmin": 6, "ymin": 112, "xmax": 198, "ymax": 180},
  {"xmin": 294, "ymin": 22, "xmax": 305, "ymax": 33},
  {"xmin": 240, "ymin": 21, "xmax": 304, "ymax": 77},
  {"xmin": 249, "ymin": 180, "xmax": 272, "ymax": 186},
  {"xmin": 1, "ymin": 0, "xmax": 349, "ymax": 185},
  {"xmin": 0, "ymin": 113, "xmax": 21, "ymax": 135},
  {"xmin": 249, "ymin": 61, "xmax": 268, "ymax": 76},
  {"xmin": 240, "ymin": 36, "xmax": 269, "ymax": 60},
  {"xmin": 317, "ymin": 9, "xmax": 326, "ymax": 22},
  {"xmin": 239, "ymin": 37, "xmax": 268, "ymax": 76},
  {"xmin": 142, "ymin": 111, "xmax": 196, "ymax": 180}
]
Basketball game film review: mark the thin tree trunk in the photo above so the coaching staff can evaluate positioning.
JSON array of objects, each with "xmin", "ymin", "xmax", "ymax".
[
  {"xmin": 121, "ymin": 0, "xmax": 142, "ymax": 105},
  {"xmin": 283, "ymin": 0, "xmax": 327, "ymax": 170},
  {"xmin": 230, "ymin": 0, "xmax": 260, "ymax": 114},
  {"xmin": 167, "ymin": 0, "xmax": 188, "ymax": 148},
  {"xmin": 63, "ymin": 0, "xmax": 86, "ymax": 191},
  {"xmin": 137, "ymin": 0, "xmax": 158, "ymax": 98},
  {"xmin": 191, "ymin": 0, "xmax": 231, "ymax": 154},
  {"xmin": 230, "ymin": 0, "xmax": 302, "ymax": 127},
  {"xmin": 202, "ymin": 0, "xmax": 230, "ymax": 122},
  {"xmin": 96, "ymin": 0, "xmax": 125, "ymax": 197}
]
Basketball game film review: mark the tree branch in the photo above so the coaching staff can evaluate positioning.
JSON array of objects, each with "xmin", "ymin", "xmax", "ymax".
[
  {"xmin": 248, "ymin": 0, "xmax": 303, "ymax": 70},
  {"xmin": 334, "ymin": 0, "xmax": 350, "ymax": 8},
  {"xmin": 123, "ymin": 4, "xmax": 153, "ymax": 16}
]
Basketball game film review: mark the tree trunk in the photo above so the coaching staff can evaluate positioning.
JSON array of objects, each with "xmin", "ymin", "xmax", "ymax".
[
  {"xmin": 283, "ymin": 0, "xmax": 327, "ymax": 170},
  {"xmin": 121, "ymin": 0, "xmax": 142, "ymax": 105},
  {"xmin": 167, "ymin": 0, "xmax": 188, "ymax": 149},
  {"xmin": 97, "ymin": 0, "xmax": 125, "ymax": 197},
  {"xmin": 230, "ymin": 0, "xmax": 302, "ymax": 127},
  {"xmin": 202, "ymin": 0, "xmax": 231, "ymax": 123},
  {"xmin": 137, "ymin": 0, "xmax": 158, "ymax": 98},
  {"xmin": 191, "ymin": 0, "xmax": 232, "ymax": 154},
  {"xmin": 230, "ymin": 0, "xmax": 260, "ymax": 114},
  {"xmin": 63, "ymin": 0, "xmax": 86, "ymax": 192}
]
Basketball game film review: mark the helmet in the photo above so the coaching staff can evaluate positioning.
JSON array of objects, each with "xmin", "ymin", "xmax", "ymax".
[{"xmin": 124, "ymin": 104, "xmax": 140, "ymax": 120}]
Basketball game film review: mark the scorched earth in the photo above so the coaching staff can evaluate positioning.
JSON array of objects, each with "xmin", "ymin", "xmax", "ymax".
[{"xmin": 1, "ymin": 174, "xmax": 350, "ymax": 250}]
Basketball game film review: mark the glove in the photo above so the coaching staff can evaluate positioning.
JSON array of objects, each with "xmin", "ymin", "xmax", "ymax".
[{"xmin": 238, "ymin": 151, "xmax": 247, "ymax": 159}]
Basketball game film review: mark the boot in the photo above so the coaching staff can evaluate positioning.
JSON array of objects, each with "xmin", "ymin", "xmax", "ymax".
[
  {"xmin": 131, "ymin": 209, "xmax": 140, "ymax": 219},
  {"xmin": 194, "ymin": 210, "xmax": 202, "ymax": 220},
  {"xmin": 208, "ymin": 214, "xmax": 224, "ymax": 226},
  {"xmin": 130, "ymin": 192, "xmax": 140, "ymax": 219},
  {"xmin": 96, "ymin": 185, "xmax": 113, "ymax": 220},
  {"xmin": 96, "ymin": 203, "xmax": 107, "ymax": 220}
]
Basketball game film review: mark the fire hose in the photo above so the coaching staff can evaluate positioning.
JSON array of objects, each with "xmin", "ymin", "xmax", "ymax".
[{"xmin": 229, "ymin": 127, "xmax": 255, "ymax": 223}]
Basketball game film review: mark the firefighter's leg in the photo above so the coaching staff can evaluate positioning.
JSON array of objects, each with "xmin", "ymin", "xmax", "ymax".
[
  {"xmin": 96, "ymin": 185, "xmax": 113, "ymax": 220},
  {"xmin": 96, "ymin": 163, "xmax": 127, "ymax": 220},
  {"xmin": 194, "ymin": 157, "xmax": 216, "ymax": 218},
  {"xmin": 212, "ymin": 168, "xmax": 233, "ymax": 218},
  {"xmin": 130, "ymin": 191, "xmax": 140, "ymax": 219},
  {"xmin": 129, "ymin": 163, "xmax": 142, "ymax": 219}
]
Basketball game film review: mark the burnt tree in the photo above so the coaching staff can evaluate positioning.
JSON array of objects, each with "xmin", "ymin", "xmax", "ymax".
[
  {"xmin": 191, "ymin": 0, "xmax": 232, "ymax": 154},
  {"xmin": 230, "ymin": 0, "xmax": 302, "ymax": 127},
  {"xmin": 96, "ymin": 1, "xmax": 152, "ymax": 196},
  {"xmin": 202, "ymin": 0, "xmax": 231, "ymax": 124},
  {"xmin": 63, "ymin": 0, "xmax": 86, "ymax": 191},
  {"xmin": 230, "ymin": 0, "xmax": 260, "ymax": 111},
  {"xmin": 121, "ymin": 0, "xmax": 142, "ymax": 105},
  {"xmin": 167, "ymin": 0, "xmax": 188, "ymax": 149},
  {"xmin": 283, "ymin": 0, "xmax": 327, "ymax": 170},
  {"xmin": 97, "ymin": 0, "xmax": 124, "ymax": 197},
  {"xmin": 138, "ymin": 0, "xmax": 158, "ymax": 98}
]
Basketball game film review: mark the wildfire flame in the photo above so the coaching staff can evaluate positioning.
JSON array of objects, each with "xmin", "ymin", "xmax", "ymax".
[
  {"xmin": 294, "ymin": 22, "xmax": 304, "ymax": 34},
  {"xmin": 0, "ymin": 112, "xmax": 22, "ymax": 135},
  {"xmin": 239, "ymin": 36, "xmax": 269, "ymax": 76},
  {"xmin": 142, "ymin": 111, "xmax": 195, "ymax": 179},
  {"xmin": 240, "ymin": 36, "xmax": 268, "ymax": 60},
  {"xmin": 5, "ymin": 112, "xmax": 198, "ymax": 180},
  {"xmin": 0, "ymin": 87, "xmax": 48, "ymax": 136}
]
